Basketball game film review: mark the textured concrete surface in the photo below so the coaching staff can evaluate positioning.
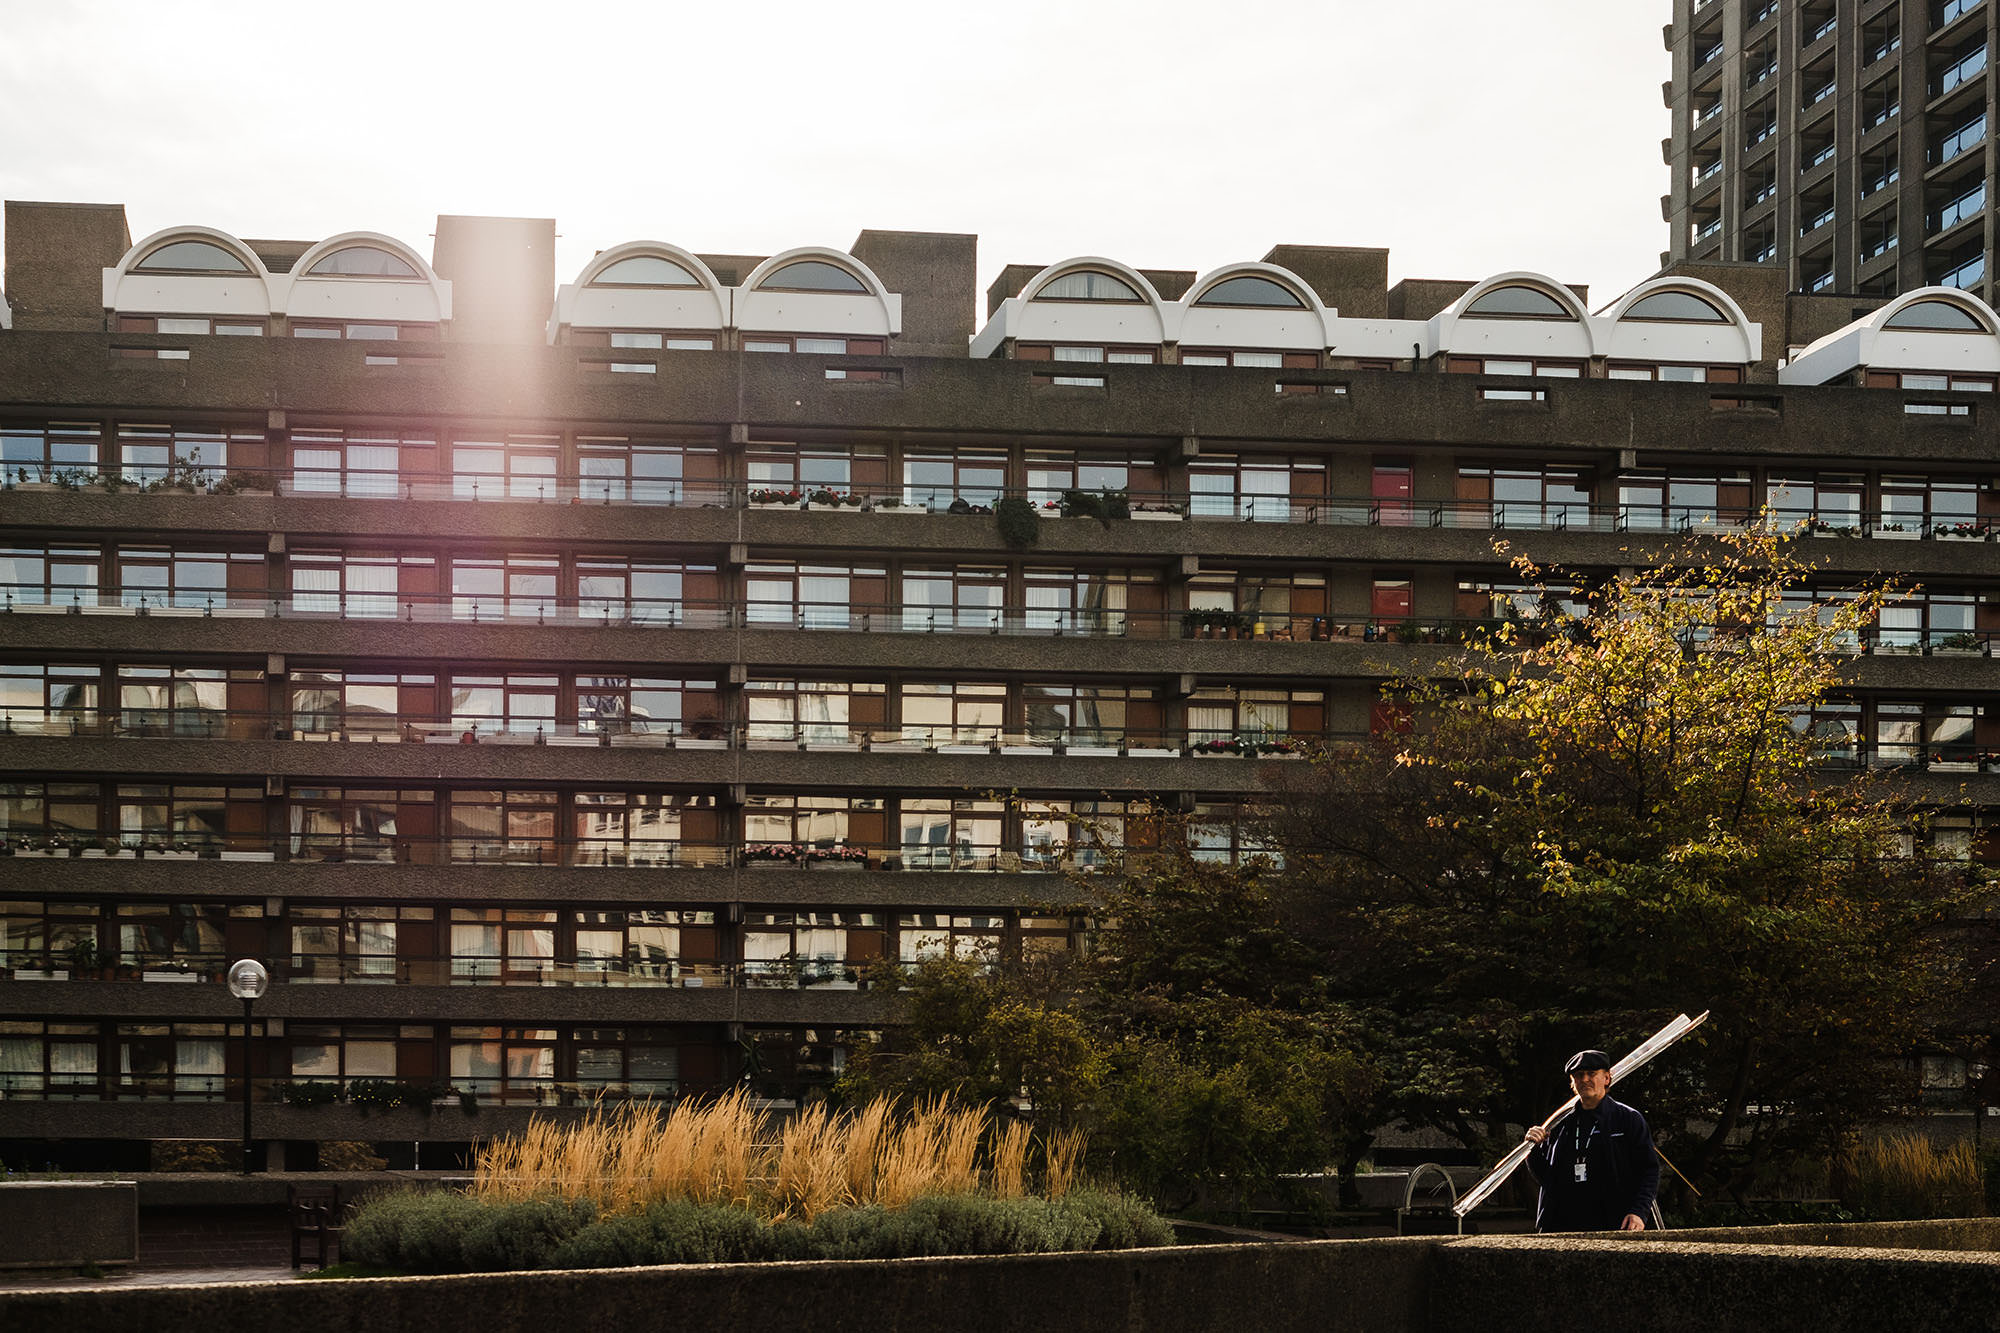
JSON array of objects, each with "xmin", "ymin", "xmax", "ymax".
[{"xmin": 0, "ymin": 1181, "xmax": 137, "ymax": 1268}]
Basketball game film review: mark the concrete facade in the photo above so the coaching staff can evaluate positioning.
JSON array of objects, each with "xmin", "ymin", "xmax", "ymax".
[{"xmin": 2, "ymin": 200, "xmax": 1999, "ymax": 1159}]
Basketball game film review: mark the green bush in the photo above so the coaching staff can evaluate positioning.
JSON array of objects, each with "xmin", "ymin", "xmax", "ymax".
[
  {"xmin": 995, "ymin": 497, "xmax": 1039, "ymax": 550},
  {"xmin": 345, "ymin": 1188, "xmax": 1174, "ymax": 1272}
]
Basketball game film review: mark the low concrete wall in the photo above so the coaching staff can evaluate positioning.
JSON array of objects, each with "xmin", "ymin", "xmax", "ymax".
[
  {"xmin": 1433, "ymin": 1237, "xmax": 2000, "ymax": 1333},
  {"xmin": 0, "ymin": 1238, "xmax": 1436, "ymax": 1333},
  {"xmin": 1628, "ymin": 1216, "xmax": 2000, "ymax": 1251},
  {"xmin": 0, "ymin": 1182, "xmax": 137, "ymax": 1268},
  {"xmin": 4, "ymin": 1226, "xmax": 1998, "ymax": 1331}
]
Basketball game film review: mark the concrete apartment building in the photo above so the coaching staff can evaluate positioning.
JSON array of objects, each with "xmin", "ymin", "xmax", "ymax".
[
  {"xmin": 1, "ymin": 199, "xmax": 1996, "ymax": 1167},
  {"xmin": 1664, "ymin": 0, "xmax": 1996, "ymax": 299}
]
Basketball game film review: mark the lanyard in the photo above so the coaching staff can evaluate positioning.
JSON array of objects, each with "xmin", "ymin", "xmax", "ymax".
[{"xmin": 1569, "ymin": 1114, "xmax": 1600, "ymax": 1158}]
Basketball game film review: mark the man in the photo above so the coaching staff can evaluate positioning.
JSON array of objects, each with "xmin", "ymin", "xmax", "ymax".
[{"xmin": 1521, "ymin": 1049, "xmax": 1659, "ymax": 1232}]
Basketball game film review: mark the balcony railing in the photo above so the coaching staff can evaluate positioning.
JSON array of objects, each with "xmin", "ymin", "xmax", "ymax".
[
  {"xmin": 1931, "ymin": 45, "xmax": 1988, "ymax": 97},
  {"xmin": 1931, "ymin": 113, "xmax": 1987, "ymax": 164},
  {"xmin": 1930, "ymin": 181, "xmax": 1987, "ymax": 233},
  {"xmin": 1934, "ymin": 253, "xmax": 1988, "ymax": 288}
]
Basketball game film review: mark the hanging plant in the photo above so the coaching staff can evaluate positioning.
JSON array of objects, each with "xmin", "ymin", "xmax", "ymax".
[{"xmin": 996, "ymin": 496, "xmax": 1039, "ymax": 550}]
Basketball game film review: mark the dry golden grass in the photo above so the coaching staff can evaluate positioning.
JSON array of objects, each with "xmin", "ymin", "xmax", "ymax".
[
  {"xmin": 473, "ymin": 1093, "xmax": 1086, "ymax": 1219},
  {"xmin": 1843, "ymin": 1133, "xmax": 1987, "ymax": 1220},
  {"xmin": 990, "ymin": 1120, "xmax": 1032, "ymax": 1199},
  {"xmin": 1043, "ymin": 1127, "xmax": 1087, "ymax": 1199}
]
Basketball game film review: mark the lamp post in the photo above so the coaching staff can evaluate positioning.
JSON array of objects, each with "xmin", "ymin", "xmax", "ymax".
[{"xmin": 226, "ymin": 958, "xmax": 269, "ymax": 1175}]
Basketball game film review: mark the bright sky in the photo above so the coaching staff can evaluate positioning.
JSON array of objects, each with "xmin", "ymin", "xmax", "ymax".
[{"xmin": 0, "ymin": 0, "xmax": 1673, "ymax": 314}]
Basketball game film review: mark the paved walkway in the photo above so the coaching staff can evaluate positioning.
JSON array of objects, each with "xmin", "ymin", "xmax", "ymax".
[{"xmin": 0, "ymin": 1264, "xmax": 312, "ymax": 1291}]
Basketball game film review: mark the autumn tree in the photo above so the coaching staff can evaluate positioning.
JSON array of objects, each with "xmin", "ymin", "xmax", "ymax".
[{"xmin": 1272, "ymin": 527, "xmax": 1975, "ymax": 1196}]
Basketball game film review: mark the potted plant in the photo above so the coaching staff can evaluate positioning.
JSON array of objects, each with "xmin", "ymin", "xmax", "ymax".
[
  {"xmin": 1130, "ymin": 500, "xmax": 1184, "ymax": 521},
  {"xmin": 742, "ymin": 842, "xmax": 802, "ymax": 865},
  {"xmin": 805, "ymin": 488, "xmax": 862, "ymax": 510},
  {"xmin": 63, "ymin": 937, "xmax": 101, "ymax": 977},
  {"xmin": 747, "ymin": 487, "xmax": 802, "ymax": 508},
  {"xmin": 1933, "ymin": 520, "xmax": 1989, "ymax": 541},
  {"xmin": 1931, "ymin": 632, "xmax": 1984, "ymax": 656}
]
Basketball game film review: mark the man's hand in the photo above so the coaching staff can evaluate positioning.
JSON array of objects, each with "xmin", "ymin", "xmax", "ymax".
[
  {"xmin": 1523, "ymin": 1126, "xmax": 1546, "ymax": 1144},
  {"xmin": 1619, "ymin": 1213, "xmax": 1646, "ymax": 1231}
]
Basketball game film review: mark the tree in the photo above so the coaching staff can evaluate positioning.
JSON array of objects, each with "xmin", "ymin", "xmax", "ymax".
[{"xmin": 1270, "ymin": 527, "xmax": 1976, "ymax": 1197}]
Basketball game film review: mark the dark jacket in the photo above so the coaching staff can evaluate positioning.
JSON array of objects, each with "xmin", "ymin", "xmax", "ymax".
[{"xmin": 1523, "ymin": 1095, "xmax": 1659, "ymax": 1232}]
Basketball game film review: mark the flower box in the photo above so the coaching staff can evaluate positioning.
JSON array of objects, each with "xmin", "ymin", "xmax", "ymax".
[
  {"xmin": 871, "ymin": 502, "xmax": 928, "ymax": 515},
  {"xmin": 1130, "ymin": 508, "xmax": 1184, "ymax": 521}
]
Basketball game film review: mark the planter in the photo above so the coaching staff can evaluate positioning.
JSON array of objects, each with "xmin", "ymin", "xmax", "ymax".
[
  {"xmin": 871, "ymin": 503, "xmax": 928, "ymax": 515},
  {"xmin": 750, "ymin": 501, "xmax": 801, "ymax": 511},
  {"xmin": 1129, "ymin": 509, "xmax": 1184, "ymax": 521}
]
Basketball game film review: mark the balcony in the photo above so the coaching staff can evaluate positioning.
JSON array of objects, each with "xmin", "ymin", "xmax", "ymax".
[
  {"xmin": 1929, "ymin": 113, "xmax": 1987, "ymax": 166},
  {"xmin": 1930, "ymin": 45, "xmax": 1988, "ymax": 99},
  {"xmin": 1933, "ymin": 253, "xmax": 1988, "ymax": 288},
  {"xmin": 1929, "ymin": 181, "xmax": 1987, "ymax": 234}
]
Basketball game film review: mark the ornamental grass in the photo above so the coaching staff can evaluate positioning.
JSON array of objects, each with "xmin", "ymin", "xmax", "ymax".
[{"xmin": 471, "ymin": 1092, "xmax": 1088, "ymax": 1222}]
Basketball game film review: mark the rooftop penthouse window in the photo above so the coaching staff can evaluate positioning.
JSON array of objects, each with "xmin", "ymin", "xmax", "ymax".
[
  {"xmin": 303, "ymin": 246, "xmax": 420, "ymax": 279},
  {"xmin": 587, "ymin": 255, "xmax": 702, "ymax": 288},
  {"xmin": 756, "ymin": 260, "xmax": 866, "ymax": 293},
  {"xmin": 1884, "ymin": 299, "xmax": 1986, "ymax": 331},
  {"xmin": 1034, "ymin": 269, "xmax": 1143, "ymax": 302},
  {"xmin": 1461, "ymin": 284, "xmax": 1574, "ymax": 319},
  {"xmin": 1622, "ymin": 290, "xmax": 1728, "ymax": 322},
  {"xmin": 1191, "ymin": 275, "xmax": 1305, "ymax": 308},
  {"xmin": 132, "ymin": 240, "xmax": 250, "ymax": 274}
]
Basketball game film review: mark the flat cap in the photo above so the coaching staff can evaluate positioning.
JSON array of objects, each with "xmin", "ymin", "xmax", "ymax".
[{"xmin": 1564, "ymin": 1049, "xmax": 1611, "ymax": 1075}]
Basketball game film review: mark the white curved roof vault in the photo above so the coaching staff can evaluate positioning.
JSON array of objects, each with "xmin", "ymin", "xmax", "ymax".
[
  {"xmin": 103, "ymin": 225, "xmax": 277, "ymax": 318},
  {"xmin": 1177, "ymin": 262, "xmax": 1333, "ymax": 351},
  {"xmin": 1430, "ymin": 271, "xmax": 1598, "ymax": 360},
  {"xmin": 1782, "ymin": 287, "xmax": 2000, "ymax": 384},
  {"xmin": 1010, "ymin": 256, "xmax": 1168, "ymax": 346},
  {"xmin": 1600, "ymin": 276, "xmax": 1760, "ymax": 366},
  {"xmin": 735, "ymin": 246, "xmax": 899, "ymax": 338},
  {"xmin": 552, "ymin": 241, "xmax": 728, "ymax": 340},
  {"xmin": 282, "ymin": 232, "xmax": 451, "ymax": 324}
]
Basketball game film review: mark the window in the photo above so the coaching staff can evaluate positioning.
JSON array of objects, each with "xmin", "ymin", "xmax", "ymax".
[
  {"xmin": 114, "ymin": 423, "xmax": 251, "ymax": 488},
  {"xmin": 1021, "ymin": 682, "xmax": 1160, "ymax": 747},
  {"xmin": 1608, "ymin": 363, "xmax": 1743, "ymax": 383},
  {"xmin": 569, "ymin": 913, "xmax": 711, "ymax": 985},
  {"xmin": 573, "ymin": 795, "xmax": 718, "ymax": 867},
  {"xmin": 449, "ymin": 553, "xmax": 558, "ymax": 620},
  {"xmin": 1447, "ymin": 357, "xmax": 1584, "ymax": 397},
  {"xmin": 448, "ymin": 790, "xmax": 558, "ymax": 865},
  {"xmin": 1873, "ymin": 700, "xmax": 1975, "ymax": 766},
  {"xmin": 1, "ymin": 422, "xmax": 98, "ymax": 481},
  {"xmin": 116, "ymin": 784, "xmax": 255, "ymax": 852},
  {"xmin": 1764, "ymin": 473, "xmax": 1861, "ymax": 530},
  {"xmin": 1191, "ymin": 275, "xmax": 1306, "ymax": 308},
  {"xmin": 1620, "ymin": 469, "xmax": 1754, "ymax": 530},
  {"xmin": 0, "ymin": 1022, "xmax": 100, "ymax": 1099},
  {"xmin": 290, "ymin": 669, "xmax": 432, "ymax": 739},
  {"xmin": 451, "ymin": 434, "xmax": 560, "ymax": 501},
  {"xmin": 1017, "ymin": 344, "xmax": 1156, "ymax": 386},
  {"xmin": 745, "ymin": 563, "xmax": 883, "ymax": 629},
  {"xmin": 448, "ymin": 674, "xmax": 557, "ymax": 739},
  {"xmin": 303, "ymin": 247, "xmax": 419, "ymax": 278},
  {"xmin": 287, "ymin": 1025, "xmax": 402, "ymax": 1091},
  {"xmin": 1180, "ymin": 349, "xmax": 1297, "ymax": 370},
  {"xmin": 0, "ymin": 783, "xmax": 100, "ymax": 841},
  {"xmin": 1187, "ymin": 687, "xmax": 1322, "ymax": 748},
  {"xmin": 902, "ymin": 566, "xmax": 1006, "ymax": 631},
  {"xmin": 116, "ymin": 664, "xmax": 252, "ymax": 737},
  {"xmin": 1456, "ymin": 465, "xmax": 1592, "ymax": 528},
  {"xmin": 291, "ymin": 320, "xmax": 438, "ymax": 365},
  {"xmin": 1021, "ymin": 800, "xmax": 1129, "ymax": 868},
  {"xmin": 1189, "ymin": 454, "xmax": 1324, "ymax": 521},
  {"xmin": 589, "ymin": 255, "xmax": 701, "ymax": 287},
  {"xmin": 1622, "ymin": 290, "xmax": 1728, "ymax": 322},
  {"xmin": 897, "ymin": 913, "xmax": 1005, "ymax": 962},
  {"xmin": 574, "ymin": 676, "xmax": 719, "ymax": 740},
  {"xmin": 746, "ymin": 680, "xmax": 884, "ymax": 746},
  {"xmin": 1187, "ymin": 802, "xmax": 1279, "ymax": 867},
  {"xmin": 1023, "ymin": 567, "xmax": 1150, "ymax": 634},
  {"xmin": 572, "ymin": 1026, "xmax": 682, "ymax": 1098},
  {"xmin": 0, "ymin": 545, "xmax": 99, "ymax": 608},
  {"xmin": 1875, "ymin": 591, "xmax": 1975, "ymax": 649},
  {"xmin": 133, "ymin": 240, "xmax": 249, "ymax": 273},
  {"xmin": 742, "ymin": 335, "xmax": 886, "ymax": 378},
  {"xmin": 117, "ymin": 1022, "xmax": 228, "ymax": 1099},
  {"xmin": 291, "ymin": 550, "xmax": 430, "ymax": 619},
  {"xmin": 899, "ymin": 798, "xmax": 1005, "ymax": 871},
  {"xmin": 2, "ymin": 902, "xmax": 101, "ymax": 975},
  {"xmin": 742, "ymin": 912, "xmax": 883, "ymax": 989},
  {"xmin": 116, "ymin": 547, "xmax": 256, "ymax": 611},
  {"xmin": 0, "ymin": 664, "xmax": 100, "ymax": 735},
  {"xmin": 576, "ymin": 438, "xmax": 714, "ymax": 504},
  {"xmin": 577, "ymin": 557, "xmax": 707, "ymax": 625},
  {"xmin": 1024, "ymin": 450, "xmax": 1153, "ymax": 507},
  {"xmin": 1878, "ymin": 475, "xmax": 1978, "ymax": 533},
  {"xmin": 1883, "ymin": 299, "xmax": 1986, "ymax": 331},
  {"xmin": 1462, "ymin": 285, "xmax": 1574, "ymax": 318},
  {"xmin": 116, "ymin": 315, "xmax": 266, "ymax": 352},
  {"xmin": 449, "ymin": 1026, "xmax": 556, "ymax": 1103},
  {"xmin": 758, "ymin": 260, "xmax": 867, "ymax": 293},
  {"xmin": 572, "ymin": 329, "xmax": 719, "ymax": 370},
  {"xmin": 901, "ymin": 449, "xmax": 1006, "ymax": 508},
  {"xmin": 900, "ymin": 682, "xmax": 1006, "ymax": 747},
  {"xmin": 289, "ymin": 787, "xmax": 432, "ymax": 864},
  {"xmin": 746, "ymin": 442, "xmax": 865, "ymax": 493},
  {"xmin": 1034, "ymin": 270, "xmax": 1142, "ymax": 302},
  {"xmin": 291, "ymin": 428, "xmax": 430, "ymax": 497},
  {"xmin": 115, "ymin": 901, "xmax": 236, "ymax": 971},
  {"xmin": 743, "ymin": 794, "xmax": 882, "ymax": 856}
]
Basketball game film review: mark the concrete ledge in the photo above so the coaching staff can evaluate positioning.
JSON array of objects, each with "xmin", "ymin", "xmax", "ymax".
[
  {"xmin": 1623, "ymin": 1216, "xmax": 2000, "ymax": 1251},
  {"xmin": 0, "ymin": 1181, "xmax": 137, "ymax": 1268}
]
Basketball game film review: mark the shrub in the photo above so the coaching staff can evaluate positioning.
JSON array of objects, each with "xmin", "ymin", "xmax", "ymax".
[
  {"xmin": 151, "ymin": 1141, "xmax": 229, "ymax": 1172},
  {"xmin": 344, "ymin": 1187, "xmax": 1173, "ymax": 1272},
  {"xmin": 319, "ymin": 1140, "xmax": 388, "ymax": 1171},
  {"xmin": 995, "ymin": 497, "xmax": 1039, "ymax": 550}
]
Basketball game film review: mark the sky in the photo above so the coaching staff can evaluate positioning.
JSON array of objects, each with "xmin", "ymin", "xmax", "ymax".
[{"xmin": 0, "ymin": 0, "xmax": 1674, "ymax": 312}]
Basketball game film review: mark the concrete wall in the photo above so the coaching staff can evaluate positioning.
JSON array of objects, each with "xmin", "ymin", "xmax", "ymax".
[
  {"xmin": 5, "ymin": 1230, "xmax": 2000, "ymax": 1331},
  {"xmin": 0, "ymin": 1182, "xmax": 137, "ymax": 1267},
  {"xmin": 3, "ymin": 201, "xmax": 129, "ymax": 331}
]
